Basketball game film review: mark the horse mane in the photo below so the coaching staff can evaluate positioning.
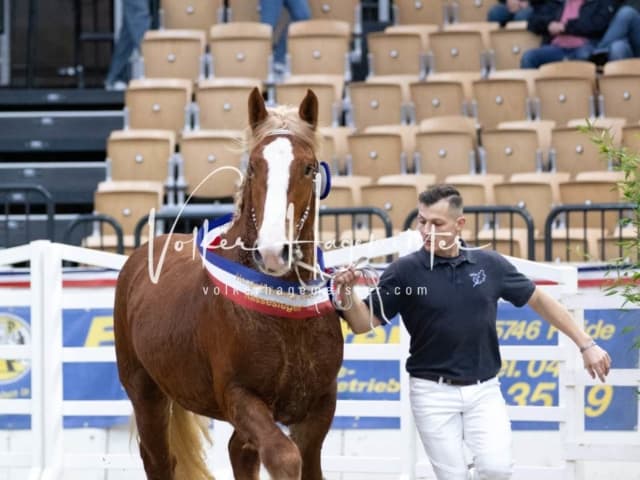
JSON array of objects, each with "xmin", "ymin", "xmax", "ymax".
[{"xmin": 231, "ymin": 104, "xmax": 321, "ymax": 224}]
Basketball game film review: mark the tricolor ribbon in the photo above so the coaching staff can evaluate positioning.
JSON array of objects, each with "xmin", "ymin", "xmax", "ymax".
[{"xmin": 197, "ymin": 217, "xmax": 334, "ymax": 319}]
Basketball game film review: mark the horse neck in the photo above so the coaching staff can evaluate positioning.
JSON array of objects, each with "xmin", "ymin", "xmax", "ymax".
[{"xmin": 218, "ymin": 213, "xmax": 256, "ymax": 267}]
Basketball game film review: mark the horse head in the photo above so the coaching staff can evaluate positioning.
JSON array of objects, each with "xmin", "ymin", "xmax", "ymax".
[{"xmin": 232, "ymin": 87, "xmax": 326, "ymax": 278}]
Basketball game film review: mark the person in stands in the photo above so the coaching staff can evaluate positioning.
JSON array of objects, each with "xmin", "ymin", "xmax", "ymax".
[{"xmin": 521, "ymin": 0, "xmax": 616, "ymax": 68}]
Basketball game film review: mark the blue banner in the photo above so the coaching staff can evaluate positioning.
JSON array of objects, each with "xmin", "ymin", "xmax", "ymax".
[{"xmin": 0, "ymin": 304, "xmax": 638, "ymax": 430}]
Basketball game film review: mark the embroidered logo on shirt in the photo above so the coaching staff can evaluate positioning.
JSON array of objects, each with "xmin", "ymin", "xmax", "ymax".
[{"xmin": 469, "ymin": 269, "xmax": 486, "ymax": 287}]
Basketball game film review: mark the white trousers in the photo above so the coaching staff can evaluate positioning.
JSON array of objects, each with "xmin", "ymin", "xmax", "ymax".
[{"xmin": 410, "ymin": 376, "xmax": 513, "ymax": 480}]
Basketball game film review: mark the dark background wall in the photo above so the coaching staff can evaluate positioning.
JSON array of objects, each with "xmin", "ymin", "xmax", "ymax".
[{"xmin": 9, "ymin": 0, "xmax": 113, "ymax": 87}]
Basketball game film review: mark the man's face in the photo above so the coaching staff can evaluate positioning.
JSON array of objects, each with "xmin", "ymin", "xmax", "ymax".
[{"xmin": 417, "ymin": 199, "xmax": 465, "ymax": 256}]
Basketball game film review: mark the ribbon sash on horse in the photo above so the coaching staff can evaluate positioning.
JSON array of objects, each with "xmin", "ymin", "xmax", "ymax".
[{"xmin": 198, "ymin": 217, "xmax": 334, "ymax": 319}]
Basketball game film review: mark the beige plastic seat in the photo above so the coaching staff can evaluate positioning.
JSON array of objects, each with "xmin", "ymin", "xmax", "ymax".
[
  {"xmin": 106, "ymin": 129, "xmax": 175, "ymax": 186},
  {"xmin": 442, "ymin": 21, "xmax": 500, "ymax": 49},
  {"xmin": 494, "ymin": 181, "xmax": 555, "ymax": 234},
  {"xmin": 450, "ymin": 0, "xmax": 494, "ymax": 22},
  {"xmin": 360, "ymin": 184, "xmax": 422, "ymax": 234},
  {"xmin": 419, "ymin": 114, "xmax": 477, "ymax": 139},
  {"xmin": 409, "ymin": 79, "xmax": 467, "ymax": 121},
  {"xmin": 393, "ymin": 0, "xmax": 449, "ymax": 26},
  {"xmin": 195, "ymin": 78, "xmax": 262, "ymax": 130},
  {"xmin": 346, "ymin": 132, "xmax": 407, "ymax": 180},
  {"xmin": 208, "ymin": 22, "xmax": 272, "ymax": 81},
  {"xmin": 549, "ymin": 126, "xmax": 618, "ymax": 178},
  {"xmin": 178, "ymin": 130, "xmax": 244, "ymax": 200},
  {"xmin": 414, "ymin": 130, "xmax": 477, "ymax": 181},
  {"xmin": 603, "ymin": 58, "xmax": 640, "ymax": 75},
  {"xmin": 598, "ymin": 74, "xmax": 640, "ymax": 123},
  {"xmin": 385, "ymin": 24, "xmax": 440, "ymax": 52},
  {"xmin": 622, "ymin": 124, "xmax": 640, "ymax": 153},
  {"xmin": 488, "ymin": 28, "xmax": 540, "ymax": 71},
  {"xmin": 497, "ymin": 119, "xmax": 556, "ymax": 154},
  {"xmin": 319, "ymin": 126, "xmax": 356, "ymax": 174},
  {"xmin": 539, "ymin": 60, "xmax": 597, "ymax": 81},
  {"xmin": 364, "ymin": 124, "xmax": 419, "ymax": 170},
  {"xmin": 534, "ymin": 61, "xmax": 596, "ymax": 125},
  {"xmin": 477, "ymin": 228, "xmax": 530, "ymax": 259},
  {"xmin": 125, "ymin": 78, "xmax": 193, "ymax": 135},
  {"xmin": 330, "ymin": 175, "xmax": 372, "ymax": 205},
  {"xmin": 367, "ymin": 31, "xmax": 427, "ymax": 78},
  {"xmin": 488, "ymin": 68, "xmax": 539, "ymax": 97},
  {"xmin": 319, "ymin": 183, "xmax": 357, "ymax": 246},
  {"xmin": 533, "ymin": 77, "xmax": 595, "ymax": 126},
  {"xmin": 471, "ymin": 78, "xmax": 531, "ymax": 129},
  {"xmin": 346, "ymin": 81, "xmax": 405, "ymax": 129},
  {"xmin": 141, "ymin": 30, "xmax": 207, "ymax": 82},
  {"xmin": 308, "ymin": 0, "xmax": 361, "ymax": 32},
  {"xmin": 91, "ymin": 180, "xmax": 165, "ymax": 251},
  {"xmin": 160, "ymin": 0, "xmax": 223, "ymax": 31},
  {"xmin": 558, "ymin": 177, "xmax": 624, "ymax": 233},
  {"xmin": 509, "ymin": 171, "xmax": 571, "ymax": 206},
  {"xmin": 276, "ymin": 76, "xmax": 344, "ymax": 127},
  {"xmin": 445, "ymin": 173, "xmax": 504, "ymax": 204},
  {"xmin": 287, "ymin": 20, "xmax": 351, "ymax": 79},
  {"xmin": 479, "ymin": 128, "xmax": 542, "ymax": 176},
  {"xmin": 377, "ymin": 173, "xmax": 436, "ymax": 197},
  {"xmin": 226, "ymin": 0, "xmax": 260, "ymax": 22},
  {"xmin": 427, "ymin": 30, "xmax": 487, "ymax": 74},
  {"xmin": 567, "ymin": 117, "xmax": 626, "ymax": 145}
]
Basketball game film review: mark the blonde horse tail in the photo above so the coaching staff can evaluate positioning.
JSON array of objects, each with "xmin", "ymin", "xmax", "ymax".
[{"xmin": 169, "ymin": 401, "xmax": 214, "ymax": 480}]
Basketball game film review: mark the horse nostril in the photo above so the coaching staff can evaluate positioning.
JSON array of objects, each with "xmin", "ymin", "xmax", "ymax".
[
  {"xmin": 281, "ymin": 244, "xmax": 290, "ymax": 264},
  {"xmin": 252, "ymin": 246, "xmax": 263, "ymax": 266}
]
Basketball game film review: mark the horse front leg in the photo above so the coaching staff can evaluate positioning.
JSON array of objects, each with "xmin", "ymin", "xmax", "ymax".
[
  {"xmin": 228, "ymin": 429, "xmax": 260, "ymax": 480},
  {"xmin": 289, "ymin": 386, "xmax": 337, "ymax": 480},
  {"xmin": 225, "ymin": 386, "xmax": 301, "ymax": 480}
]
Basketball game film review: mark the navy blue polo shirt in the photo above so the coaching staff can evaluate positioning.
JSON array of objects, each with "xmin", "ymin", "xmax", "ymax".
[{"xmin": 363, "ymin": 246, "xmax": 536, "ymax": 382}]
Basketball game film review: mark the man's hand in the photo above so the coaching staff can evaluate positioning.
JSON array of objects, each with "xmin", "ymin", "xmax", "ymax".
[
  {"xmin": 548, "ymin": 21, "xmax": 565, "ymax": 36},
  {"xmin": 582, "ymin": 344, "xmax": 612, "ymax": 382},
  {"xmin": 332, "ymin": 267, "xmax": 361, "ymax": 305}
]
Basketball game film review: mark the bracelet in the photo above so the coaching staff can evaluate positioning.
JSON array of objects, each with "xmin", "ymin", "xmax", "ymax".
[{"xmin": 580, "ymin": 340, "xmax": 597, "ymax": 353}]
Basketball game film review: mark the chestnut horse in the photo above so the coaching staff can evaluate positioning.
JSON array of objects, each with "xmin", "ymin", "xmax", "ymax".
[{"xmin": 113, "ymin": 88, "xmax": 343, "ymax": 480}]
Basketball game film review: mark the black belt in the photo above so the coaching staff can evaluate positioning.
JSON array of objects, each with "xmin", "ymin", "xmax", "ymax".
[{"xmin": 421, "ymin": 374, "xmax": 493, "ymax": 386}]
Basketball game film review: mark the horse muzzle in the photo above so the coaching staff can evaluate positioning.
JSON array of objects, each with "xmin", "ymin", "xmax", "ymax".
[{"xmin": 253, "ymin": 242, "xmax": 292, "ymax": 277}]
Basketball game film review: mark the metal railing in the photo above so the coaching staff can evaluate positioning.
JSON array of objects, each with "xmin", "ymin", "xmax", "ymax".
[
  {"xmin": 62, "ymin": 213, "xmax": 125, "ymax": 255},
  {"xmin": 0, "ymin": 183, "xmax": 54, "ymax": 249},
  {"xmin": 403, "ymin": 205, "xmax": 536, "ymax": 260},
  {"xmin": 544, "ymin": 203, "xmax": 637, "ymax": 262}
]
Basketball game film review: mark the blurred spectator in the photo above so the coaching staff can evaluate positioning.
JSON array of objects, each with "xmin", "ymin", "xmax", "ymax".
[
  {"xmin": 521, "ymin": 0, "xmax": 616, "ymax": 68},
  {"xmin": 104, "ymin": 0, "xmax": 151, "ymax": 90},
  {"xmin": 260, "ymin": 0, "xmax": 311, "ymax": 76},
  {"xmin": 488, "ymin": 0, "xmax": 533, "ymax": 26},
  {"xmin": 590, "ymin": 3, "xmax": 640, "ymax": 62}
]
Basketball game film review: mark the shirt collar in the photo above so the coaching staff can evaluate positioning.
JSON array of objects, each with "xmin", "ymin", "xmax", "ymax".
[{"xmin": 418, "ymin": 239, "xmax": 477, "ymax": 268}]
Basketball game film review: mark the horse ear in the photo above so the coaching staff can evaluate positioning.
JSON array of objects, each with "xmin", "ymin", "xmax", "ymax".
[
  {"xmin": 298, "ymin": 89, "xmax": 318, "ymax": 130},
  {"xmin": 248, "ymin": 87, "xmax": 268, "ymax": 131}
]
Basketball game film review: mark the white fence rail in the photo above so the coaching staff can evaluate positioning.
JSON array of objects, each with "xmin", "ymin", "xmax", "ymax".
[{"xmin": 0, "ymin": 238, "xmax": 638, "ymax": 479}]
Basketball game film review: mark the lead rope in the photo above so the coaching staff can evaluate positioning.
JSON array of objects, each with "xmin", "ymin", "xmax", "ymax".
[{"xmin": 294, "ymin": 257, "xmax": 393, "ymax": 329}]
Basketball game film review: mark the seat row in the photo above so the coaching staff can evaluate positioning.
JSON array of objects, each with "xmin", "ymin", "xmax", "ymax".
[
  {"xmin": 158, "ymin": 0, "xmax": 362, "ymax": 34},
  {"xmin": 105, "ymin": 115, "xmax": 640, "ymax": 209},
  {"xmin": 121, "ymin": 59, "xmax": 640, "ymax": 136}
]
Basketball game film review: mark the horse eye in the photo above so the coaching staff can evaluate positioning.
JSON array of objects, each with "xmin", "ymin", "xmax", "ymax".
[{"xmin": 304, "ymin": 164, "xmax": 315, "ymax": 177}]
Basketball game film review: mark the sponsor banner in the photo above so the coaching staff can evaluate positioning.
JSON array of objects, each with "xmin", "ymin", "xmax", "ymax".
[{"xmin": 0, "ymin": 286, "xmax": 638, "ymax": 431}]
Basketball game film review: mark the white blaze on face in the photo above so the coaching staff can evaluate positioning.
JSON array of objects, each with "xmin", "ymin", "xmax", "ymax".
[{"xmin": 257, "ymin": 137, "xmax": 294, "ymax": 271}]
